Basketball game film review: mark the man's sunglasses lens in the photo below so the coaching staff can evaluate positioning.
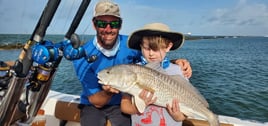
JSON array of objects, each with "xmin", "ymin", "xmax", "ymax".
[{"xmin": 95, "ymin": 20, "xmax": 121, "ymax": 29}]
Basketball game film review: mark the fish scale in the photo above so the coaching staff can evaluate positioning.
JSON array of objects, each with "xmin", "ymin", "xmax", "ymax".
[
  {"xmin": 138, "ymin": 69, "xmax": 204, "ymax": 108},
  {"xmin": 132, "ymin": 64, "xmax": 208, "ymax": 107},
  {"xmin": 132, "ymin": 64, "xmax": 210, "ymax": 115}
]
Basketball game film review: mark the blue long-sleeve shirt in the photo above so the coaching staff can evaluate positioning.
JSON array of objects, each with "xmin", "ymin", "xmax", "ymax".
[{"xmin": 73, "ymin": 35, "xmax": 141, "ymax": 105}]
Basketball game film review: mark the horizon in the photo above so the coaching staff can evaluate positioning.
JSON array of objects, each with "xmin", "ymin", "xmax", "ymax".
[{"xmin": 0, "ymin": 33, "xmax": 266, "ymax": 37}]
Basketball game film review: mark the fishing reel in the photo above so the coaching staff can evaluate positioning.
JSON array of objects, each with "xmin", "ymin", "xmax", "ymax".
[
  {"xmin": 62, "ymin": 34, "xmax": 97, "ymax": 63},
  {"xmin": 27, "ymin": 64, "xmax": 50, "ymax": 91},
  {"xmin": 31, "ymin": 40, "xmax": 58, "ymax": 85},
  {"xmin": 63, "ymin": 42, "xmax": 98, "ymax": 63},
  {"xmin": 32, "ymin": 34, "xmax": 84, "ymax": 64},
  {"xmin": 62, "ymin": 33, "xmax": 86, "ymax": 60},
  {"xmin": 0, "ymin": 61, "xmax": 12, "ymax": 91},
  {"xmin": 32, "ymin": 40, "xmax": 60, "ymax": 65},
  {"xmin": 31, "ymin": 34, "xmax": 84, "ymax": 83},
  {"xmin": 0, "ymin": 61, "xmax": 12, "ymax": 109},
  {"xmin": 32, "ymin": 33, "xmax": 99, "ymax": 66},
  {"xmin": 63, "ymin": 44, "xmax": 85, "ymax": 60}
]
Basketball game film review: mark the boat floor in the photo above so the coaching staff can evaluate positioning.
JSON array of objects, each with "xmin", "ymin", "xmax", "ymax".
[{"xmin": 35, "ymin": 90, "xmax": 267, "ymax": 126}]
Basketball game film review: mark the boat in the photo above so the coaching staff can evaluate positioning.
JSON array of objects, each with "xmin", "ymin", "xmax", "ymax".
[
  {"xmin": 13, "ymin": 90, "xmax": 265, "ymax": 126},
  {"xmin": 1, "ymin": 0, "xmax": 268, "ymax": 125}
]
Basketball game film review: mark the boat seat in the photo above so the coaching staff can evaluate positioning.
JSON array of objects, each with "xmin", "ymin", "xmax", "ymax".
[
  {"xmin": 55, "ymin": 100, "xmax": 80, "ymax": 123},
  {"xmin": 55, "ymin": 100, "xmax": 111, "ymax": 126},
  {"xmin": 182, "ymin": 119, "xmax": 234, "ymax": 126}
]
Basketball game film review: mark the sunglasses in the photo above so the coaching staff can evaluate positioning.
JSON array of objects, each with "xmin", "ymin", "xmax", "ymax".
[{"xmin": 93, "ymin": 20, "xmax": 121, "ymax": 29}]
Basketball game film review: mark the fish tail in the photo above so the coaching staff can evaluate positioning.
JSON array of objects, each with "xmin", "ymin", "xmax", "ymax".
[{"xmin": 208, "ymin": 113, "xmax": 220, "ymax": 126}]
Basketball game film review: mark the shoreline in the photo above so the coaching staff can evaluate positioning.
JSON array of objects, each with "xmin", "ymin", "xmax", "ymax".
[{"xmin": 0, "ymin": 36, "xmax": 232, "ymax": 50}]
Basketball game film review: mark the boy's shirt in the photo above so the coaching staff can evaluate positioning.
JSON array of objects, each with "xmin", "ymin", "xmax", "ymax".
[{"xmin": 132, "ymin": 63, "xmax": 186, "ymax": 126}]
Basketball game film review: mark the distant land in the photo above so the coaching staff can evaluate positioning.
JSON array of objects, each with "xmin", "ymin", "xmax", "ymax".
[{"xmin": 0, "ymin": 34, "xmax": 245, "ymax": 50}]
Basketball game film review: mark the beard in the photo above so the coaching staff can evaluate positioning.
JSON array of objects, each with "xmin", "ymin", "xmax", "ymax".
[{"xmin": 96, "ymin": 30, "xmax": 118, "ymax": 49}]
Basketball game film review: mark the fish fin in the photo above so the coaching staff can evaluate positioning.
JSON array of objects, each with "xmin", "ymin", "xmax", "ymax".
[
  {"xmin": 136, "ymin": 82, "xmax": 155, "ymax": 93},
  {"xmin": 169, "ymin": 75, "xmax": 185, "ymax": 81},
  {"xmin": 133, "ymin": 95, "xmax": 146, "ymax": 113},
  {"xmin": 179, "ymin": 103, "xmax": 196, "ymax": 118},
  {"xmin": 144, "ymin": 62, "xmax": 167, "ymax": 74}
]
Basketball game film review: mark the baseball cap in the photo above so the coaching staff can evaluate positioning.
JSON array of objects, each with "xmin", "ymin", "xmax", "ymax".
[{"xmin": 94, "ymin": 0, "xmax": 121, "ymax": 18}]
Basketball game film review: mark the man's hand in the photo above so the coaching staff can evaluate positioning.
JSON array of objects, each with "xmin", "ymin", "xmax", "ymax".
[
  {"xmin": 173, "ymin": 59, "xmax": 192, "ymax": 78},
  {"xmin": 88, "ymin": 85, "xmax": 119, "ymax": 108},
  {"xmin": 102, "ymin": 85, "xmax": 120, "ymax": 94}
]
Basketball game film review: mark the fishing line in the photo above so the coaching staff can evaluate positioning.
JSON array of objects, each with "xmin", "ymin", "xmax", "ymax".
[
  {"xmin": 79, "ymin": 0, "xmax": 94, "ymax": 44},
  {"xmin": 20, "ymin": 1, "xmax": 26, "ymax": 33},
  {"xmin": 61, "ymin": 0, "xmax": 77, "ymax": 34},
  {"xmin": 16, "ymin": 0, "xmax": 28, "ymax": 44},
  {"xmin": 81, "ymin": 1, "xmax": 94, "ymax": 35},
  {"xmin": 50, "ymin": 0, "xmax": 67, "ymax": 34}
]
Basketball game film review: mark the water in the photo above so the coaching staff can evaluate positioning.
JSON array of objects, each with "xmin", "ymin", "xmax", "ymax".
[
  {"xmin": 168, "ymin": 37, "xmax": 268, "ymax": 123},
  {"xmin": 0, "ymin": 35, "xmax": 268, "ymax": 123}
]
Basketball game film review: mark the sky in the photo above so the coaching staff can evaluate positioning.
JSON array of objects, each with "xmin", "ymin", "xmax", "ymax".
[{"xmin": 0, "ymin": 0, "xmax": 268, "ymax": 36}]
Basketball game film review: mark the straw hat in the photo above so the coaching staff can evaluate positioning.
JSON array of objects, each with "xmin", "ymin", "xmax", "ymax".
[
  {"xmin": 128, "ymin": 23, "xmax": 184, "ymax": 50},
  {"xmin": 94, "ymin": 0, "xmax": 121, "ymax": 18}
]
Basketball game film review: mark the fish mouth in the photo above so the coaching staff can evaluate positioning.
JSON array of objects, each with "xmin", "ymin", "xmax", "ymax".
[
  {"xmin": 97, "ymin": 75, "xmax": 109, "ymax": 85},
  {"xmin": 98, "ymin": 79, "xmax": 108, "ymax": 85},
  {"xmin": 97, "ymin": 75, "xmax": 105, "ymax": 85}
]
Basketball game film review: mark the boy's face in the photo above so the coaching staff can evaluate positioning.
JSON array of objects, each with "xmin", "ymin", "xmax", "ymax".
[{"xmin": 140, "ymin": 38, "xmax": 172, "ymax": 63}]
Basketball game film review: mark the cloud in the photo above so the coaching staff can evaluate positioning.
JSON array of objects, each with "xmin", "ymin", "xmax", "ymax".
[
  {"xmin": 119, "ymin": 2, "xmax": 189, "ymax": 35},
  {"xmin": 119, "ymin": 0, "xmax": 268, "ymax": 36},
  {"xmin": 0, "ymin": 0, "xmax": 48, "ymax": 33},
  {"xmin": 1, "ymin": 0, "xmax": 267, "ymax": 36},
  {"xmin": 207, "ymin": 0, "xmax": 268, "ymax": 26},
  {"xmin": 197, "ymin": 0, "xmax": 268, "ymax": 36}
]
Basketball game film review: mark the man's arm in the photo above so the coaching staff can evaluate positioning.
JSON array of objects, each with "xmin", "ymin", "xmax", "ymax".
[
  {"xmin": 88, "ymin": 86, "xmax": 116, "ymax": 108},
  {"xmin": 171, "ymin": 59, "xmax": 192, "ymax": 78},
  {"xmin": 121, "ymin": 94, "xmax": 139, "ymax": 114}
]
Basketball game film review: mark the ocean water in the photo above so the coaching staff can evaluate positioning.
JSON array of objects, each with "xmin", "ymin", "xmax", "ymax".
[{"xmin": 0, "ymin": 35, "xmax": 268, "ymax": 123}]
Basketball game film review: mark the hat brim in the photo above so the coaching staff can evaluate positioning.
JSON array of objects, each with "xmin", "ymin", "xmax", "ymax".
[
  {"xmin": 94, "ymin": 14, "xmax": 122, "ymax": 19},
  {"xmin": 128, "ymin": 30, "xmax": 184, "ymax": 50}
]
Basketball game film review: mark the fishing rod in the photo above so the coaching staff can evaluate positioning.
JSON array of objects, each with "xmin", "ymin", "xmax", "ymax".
[
  {"xmin": 0, "ymin": 0, "xmax": 61, "ymax": 125},
  {"xmin": 13, "ymin": 0, "xmax": 92, "ymax": 124},
  {"xmin": 65, "ymin": 0, "xmax": 91, "ymax": 40}
]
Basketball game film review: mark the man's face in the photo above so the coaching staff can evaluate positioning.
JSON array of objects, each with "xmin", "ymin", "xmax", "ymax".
[{"xmin": 93, "ymin": 15, "xmax": 121, "ymax": 49}]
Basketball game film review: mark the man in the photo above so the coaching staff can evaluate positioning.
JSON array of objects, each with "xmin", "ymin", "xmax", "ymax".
[{"xmin": 73, "ymin": 1, "xmax": 192, "ymax": 126}]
